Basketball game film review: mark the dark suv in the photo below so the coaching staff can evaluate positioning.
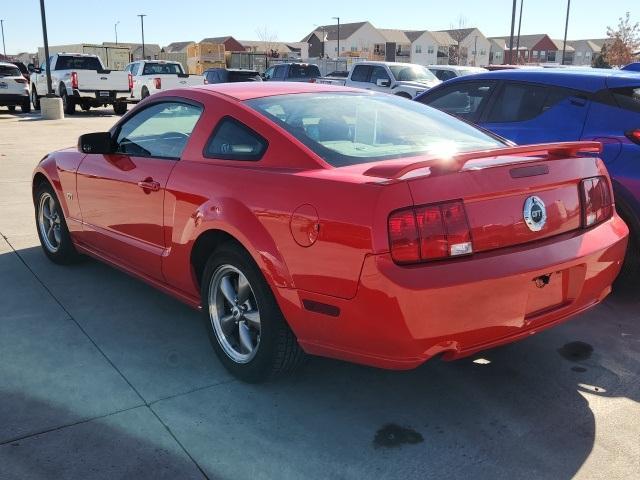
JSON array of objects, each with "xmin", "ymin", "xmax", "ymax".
[
  {"xmin": 204, "ymin": 68, "xmax": 262, "ymax": 84},
  {"xmin": 262, "ymin": 63, "xmax": 321, "ymax": 82}
]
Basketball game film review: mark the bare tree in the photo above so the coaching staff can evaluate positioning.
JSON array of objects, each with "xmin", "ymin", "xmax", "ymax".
[
  {"xmin": 256, "ymin": 26, "xmax": 280, "ymax": 57},
  {"xmin": 448, "ymin": 15, "xmax": 469, "ymax": 65},
  {"xmin": 605, "ymin": 12, "xmax": 640, "ymax": 66}
]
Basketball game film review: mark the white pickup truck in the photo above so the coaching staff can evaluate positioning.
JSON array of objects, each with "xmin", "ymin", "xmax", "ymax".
[
  {"xmin": 125, "ymin": 60, "xmax": 204, "ymax": 102},
  {"xmin": 30, "ymin": 53, "xmax": 130, "ymax": 115},
  {"xmin": 317, "ymin": 61, "xmax": 441, "ymax": 98}
]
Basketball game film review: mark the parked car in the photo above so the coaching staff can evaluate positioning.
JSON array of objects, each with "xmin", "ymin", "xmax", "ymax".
[
  {"xmin": 427, "ymin": 65, "xmax": 488, "ymax": 82},
  {"xmin": 32, "ymin": 83, "xmax": 628, "ymax": 382},
  {"xmin": 0, "ymin": 61, "xmax": 30, "ymax": 113},
  {"xmin": 262, "ymin": 63, "xmax": 321, "ymax": 82},
  {"xmin": 317, "ymin": 61, "xmax": 440, "ymax": 98},
  {"xmin": 204, "ymin": 68, "xmax": 262, "ymax": 84},
  {"xmin": 125, "ymin": 60, "xmax": 204, "ymax": 102},
  {"xmin": 30, "ymin": 53, "xmax": 130, "ymax": 115},
  {"xmin": 10, "ymin": 61, "xmax": 30, "ymax": 81},
  {"xmin": 416, "ymin": 68, "xmax": 640, "ymax": 280},
  {"xmin": 621, "ymin": 62, "xmax": 640, "ymax": 72}
]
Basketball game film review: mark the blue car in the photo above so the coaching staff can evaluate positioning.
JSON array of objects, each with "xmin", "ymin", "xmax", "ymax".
[{"xmin": 416, "ymin": 69, "xmax": 640, "ymax": 281}]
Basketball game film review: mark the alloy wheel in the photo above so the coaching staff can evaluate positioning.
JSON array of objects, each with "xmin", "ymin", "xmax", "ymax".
[{"xmin": 38, "ymin": 192, "xmax": 62, "ymax": 253}]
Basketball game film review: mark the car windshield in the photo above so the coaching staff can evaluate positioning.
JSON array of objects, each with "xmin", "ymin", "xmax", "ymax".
[
  {"xmin": 142, "ymin": 62, "xmax": 183, "ymax": 75},
  {"xmin": 229, "ymin": 71, "xmax": 261, "ymax": 82},
  {"xmin": 246, "ymin": 92, "xmax": 504, "ymax": 167},
  {"xmin": 389, "ymin": 65, "xmax": 437, "ymax": 83},
  {"xmin": 289, "ymin": 64, "xmax": 321, "ymax": 79},
  {"xmin": 0, "ymin": 65, "xmax": 21, "ymax": 77},
  {"xmin": 55, "ymin": 56, "xmax": 102, "ymax": 70}
]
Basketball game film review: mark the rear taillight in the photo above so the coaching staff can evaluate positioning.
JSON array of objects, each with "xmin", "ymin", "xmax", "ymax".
[
  {"xmin": 71, "ymin": 71, "xmax": 78, "ymax": 90},
  {"xmin": 204, "ymin": 77, "xmax": 209, "ymax": 84},
  {"xmin": 14, "ymin": 78, "xmax": 27, "ymax": 84},
  {"xmin": 626, "ymin": 129, "xmax": 640, "ymax": 145},
  {"xmin": 580, "ymin": 176, "xmax": 613, "ymax": 228},
  {"xmin": 389, "ymin": 200, "xmax": 473, "ymax": 264},
  {"xmin": 128, "ymin": 73, "xmax": 133, "ymax": 90},
  {"xmin": 154, "ymin": 77, "xmax": 161, "ymax": 89},
  {"xmin": 309, "ymin": 78, "xmax": 316, "ymax": 83}
]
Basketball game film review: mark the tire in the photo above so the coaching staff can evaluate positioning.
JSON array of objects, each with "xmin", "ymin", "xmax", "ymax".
[
  {"xmin": 31, "ymin": 87, "xmax": 41, "ymax": 110},
  {"xmin": 200, "ymin": 243, "xmax": 305, "ymax": 382},
  {"xmin": 21, "ymin": 98, "xmax": 31, "ymax": 113},
  {"xmin": 7, "ymin": 105, "xmax": 16, "ymax": 112},
  {"xmin": 34, "ymin": 182, "xmax": 81, "ymax": 264},
  {"xmin": 141, "ymin": 87, "xmax": 150, "ymax": 99},
  {"xmin": 60, "ymin": 85, "xmax": 75, "ymax": 115},
  {"xmin": 81, "ymin": 104, "xmax": 91, "ymax": 112},
  {"xmin": 113, "ymin": 101, "xmax": 127, "ymax": 115}
]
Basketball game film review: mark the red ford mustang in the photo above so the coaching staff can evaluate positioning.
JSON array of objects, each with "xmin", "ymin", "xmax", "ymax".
[{"xmin": 32, "ymin": 83, "xmax": 628, "ymax": 382}]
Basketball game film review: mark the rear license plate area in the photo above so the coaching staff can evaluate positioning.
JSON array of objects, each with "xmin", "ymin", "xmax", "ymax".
[
  {"xmin": 525, "ymin": 270, "xmax": 567, "ymax": 319},
  {"xmin": 98, "ymin": 91, "xmax": 110, "ymax": 97},
  {"xmin": 0, "ymin": 82, "xmax": 7, "ymax": 89}
]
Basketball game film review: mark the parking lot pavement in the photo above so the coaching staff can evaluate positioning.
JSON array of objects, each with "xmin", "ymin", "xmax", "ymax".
[{"xmin": 1, "ymin": 109, "xmax": 639, "ymax": 479}]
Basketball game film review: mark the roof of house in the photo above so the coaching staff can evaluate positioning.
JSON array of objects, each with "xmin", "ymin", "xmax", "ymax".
[
  {"xmin": 201, "ymin": 36, "xmax": 238, "ymax": 45},
  {"xmin": 163, "ymin": 41, "xmax": 194, "ymax": 53},
  {"xmin": 550, "ymin": 39, "xmax": 575, "ymax": 52},
  {"xmin": 436, "ymin": 28, "xmax": 478, "ymax": 41},
  {"xmin": 378, "ymin": 29, "xmax": 411, "ymax": 44},
  {"xmin": 430, "ymin": 31, "xmax": 456, "ymax": 46},
  {"xmin": 404, "ymin": 31, "xmax": 427, "ymax": 43},
  {"xmin": 301, "ymin": 21, "xmax": 370, "ymax": 42},
  {"xmin": 488, "ymin": 34, "xmax": 551, "ymax": 50},
  {"xmin": 240, "ymin": 40, "xmax": 299, "ymax": 54}
]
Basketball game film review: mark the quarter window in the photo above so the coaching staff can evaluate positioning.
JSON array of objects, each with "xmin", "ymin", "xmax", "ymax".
[
  {"xmin": 204, "ymin": 117, "xmax": 267, "ymax": 161},
  {"xmin": 115, "ymin": 102, "xmax": 202, "ymax": 159},
  {"xmin": 610, "ymin": 87, "xmax": 640, "ymax": 113}
]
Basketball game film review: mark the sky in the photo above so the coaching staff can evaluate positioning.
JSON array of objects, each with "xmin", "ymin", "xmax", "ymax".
[{"xmin": 0, "ymin": 0, "xmax": 634, "ymax": 54}]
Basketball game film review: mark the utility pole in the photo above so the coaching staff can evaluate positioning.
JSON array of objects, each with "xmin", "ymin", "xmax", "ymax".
[
  {"xmin": 516, "ymin": 0, "xmax": 524, "ymax": 63},
  {"xmin": 508, "ymin": 0, "xmax": 517, "ymax": 64},
  {"xmin": 333, "ymin": 16, "xmax": 340, "ymax": 58},
  {"xmin": 138, "ymin": 14, "xmax": 146, "ymax": 59},
  {"xmin": 39, "ymin": 0, "xmax": 53, "ymax": 95},
  {"xmin": 562, "ymin": 0, "xmax": 571, "ymax": 65},
  {"xmin": 1, "ymin": 19, "xmax": 6, "ymax": 58},
  {"xmin": 115, "ymin": 21, "xmax": 120, "ymax": 45}
]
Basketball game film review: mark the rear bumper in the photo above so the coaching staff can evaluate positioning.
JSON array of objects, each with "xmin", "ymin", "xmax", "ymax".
[
  {"xmin": 0, "ymin": 93, "xmax": 29, "ymax": 105},
  {"xmin": 281, "ymin": 215, "xmax": 628, "ymax": 369},
  {"xmin": 72, "ymin": 89, "xmax": 129, "ymax": 102}
]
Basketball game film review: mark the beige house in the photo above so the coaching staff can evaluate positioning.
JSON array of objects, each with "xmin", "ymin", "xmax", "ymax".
[
  {"xmin": 302, "ymin": 21, "xmax": 386, "ymax": 59},
  {"xmin": 568, "ymin": 39, "xmax": 608, "ymax": 66},
  {"xmin": 435, "ymin": 28, "xmax": 490, "ymax": 66}
]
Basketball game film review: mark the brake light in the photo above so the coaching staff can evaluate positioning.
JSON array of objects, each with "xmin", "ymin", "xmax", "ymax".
[
  {"xmin": 71, "ymin": 71, "xmax": 78, "ymax": 90},
  {"xmin": 389, "ymin": 200, "xmax": 473, "ymax": 264},
  {"xmin": 14, "ymin": 78, "xmax": 27, "ymax": 84},
  {"xmin": 154, "ymin": 77, "xmax": 161, "ymax": 89},
  {"xmin": 626, "ymin": 129, "xmax": 640, "ymax": 145},
  {"xmin": 309, "ymin": 78, "xmax": 316, "ymax": 83},
  {"xmin": 580, "ymin": 176, "xmax": 613, "ymax": 228},
  {"xmin": 204, "ymin": 77, "xmax": 209, "ymax": 84},
  {"xmin": 128, "ymin": 73, "xmax": 133, "ymax": 90}
]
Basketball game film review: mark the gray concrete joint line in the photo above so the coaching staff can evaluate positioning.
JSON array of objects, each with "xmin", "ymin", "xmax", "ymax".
[{"xmin": 1, "ymin": 234, "xmax": 210, "ymax": 479}]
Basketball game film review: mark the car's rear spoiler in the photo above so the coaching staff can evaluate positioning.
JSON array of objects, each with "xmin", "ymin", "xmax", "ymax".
[{"xmin": 363, "ymin": 141, "xmax": 602, "ymax": 180}]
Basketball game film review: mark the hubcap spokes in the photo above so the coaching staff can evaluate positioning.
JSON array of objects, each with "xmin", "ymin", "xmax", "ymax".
[
  {"xmin": 209, "ymin": 265, "xmax": 261, "ymax": 363},
  {"xmin": 38, "ymin": 193, "xmax": 62, "ymax": 253}
]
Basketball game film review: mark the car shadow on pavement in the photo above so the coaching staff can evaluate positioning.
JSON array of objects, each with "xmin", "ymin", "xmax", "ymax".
[
  {"xmin": 15, "ymin": 110, "xmax": 118, "ymax": 122},
  {"xmin": 2, "ymin": 244, "xmax": 638, "ymax": 479}
]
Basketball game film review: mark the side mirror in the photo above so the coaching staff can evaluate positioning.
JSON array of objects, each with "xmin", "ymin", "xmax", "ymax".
[
  {"xmin": 78, "ymin": 132, "xmax": 114, "ymax": 154},
  {"xmin": 376, "ymin": 79, "xmax": 390, "ymax": 87}
]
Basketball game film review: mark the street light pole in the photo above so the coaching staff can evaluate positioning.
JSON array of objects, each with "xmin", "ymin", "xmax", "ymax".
[
  {"xmin": 562, "ymin": 0, "xmax": 571, "ymax": 65},
  {"xmin": 115, "ymin": 21, "xmax": 120, "ymax": 45},
  {"xmin": 138, "ymin": 14, "xmax": 146, "ymax": 60},
  {"xmin": 508, "ymin": 0, "xmax": 517, "ymax": 64},
  {"xmin": 333, "ymin": 16, "xmax": 340, "ymax": 58},
  {"xmin": 1, "ymin": 19, "xmax": 6, "ymax": 58},
  {"xmin": 516, "ymin": 0, "xmax": 524, "ymax": 64},
  {"xmin": 39, "ymin": 0, "xmax": 53, "ymax": 95}
]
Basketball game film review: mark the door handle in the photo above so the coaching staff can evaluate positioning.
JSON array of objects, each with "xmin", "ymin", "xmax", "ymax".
[{"xmin": 137, "ymin": 179, "xmax": 160, "ymax": 192}]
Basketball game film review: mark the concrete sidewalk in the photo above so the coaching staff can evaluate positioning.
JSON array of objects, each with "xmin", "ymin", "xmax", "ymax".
[{"xmin": 1, "ymin": 109, "xmax": 639, "ymax": 479}]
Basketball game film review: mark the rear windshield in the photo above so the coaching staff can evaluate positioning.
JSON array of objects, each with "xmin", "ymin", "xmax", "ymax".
[
  {"xmin": 55, "ymin": 56, "xmax": 102, "ymax": 71},
  {"xmin": 288, "ymin": 64, "xmax": 321, "ymax": 79},
  {"xmin": 0, "ymin": 65, "xmax": 21, "ymax": 77},
  {"xmin": 389, "ymin": 65, "xmax": 437, "ymax": 83},
  {"xmin": 229, "ymin": 71, "xmax": 261, "ymax": 82},
  {"xmin": 142, "ymin": 62, "xmax": 183, "ymax": 75},
  {"xmin": 246, "ymin": 93, "xmax": 504, "ymax": 167}
]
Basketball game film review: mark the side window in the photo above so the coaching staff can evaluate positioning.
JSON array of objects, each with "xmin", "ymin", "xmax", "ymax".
[
  {"xmin": 610, "ymin": 87, "xmax": 640, "ymax": 113},
  {"xmin": 273, "ymin": 65, "xmax": 286, "ymax": 80},
  {"xmin": 115, "ymin": 102, "xmax": 202, "ymax": 159},
  {"xmin": 370, "ymin": 66, "xmax": 390, "ymax": 85},
  {"xmin": 263, "ymin": 67, "xmax": 274, "ymax": 80},
  {"xmin": 485, "ymin": 83, "xmax": 548, "ymax": 123},
  {"xmin": 204, "ymin": 117, "xmax": 267, "ymax": 161},
  {"xmin": 440, "ymin": 70, "xmax": 456, "ymax": 81},
  {"xmin": 420, "ymin": 81, "xmax": 496, "ymax": 122},
  {"xmin": 351, "ymin": 65, "xmax": 371, "ymax": 82}
]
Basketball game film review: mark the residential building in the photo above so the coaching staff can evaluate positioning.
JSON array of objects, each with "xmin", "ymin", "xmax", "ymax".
[
  {"xmin": 162, "ymin": 41, "xmax": 195, "ymax": 53},
  {"xmin": 489, "ymin": 34, "xmax": 557, "ymax": 64},
  {"xmin": 404, "ymin": 31, "xmax": 446, "ymax": 65},
  {"xmin": 569, "ymin": 38, "xmax": 608, "ymax": 66},
  {"xmin": 430, "ymin": 31, "xmax": 457, "ymax": 65},
  {"xmin": 435, "ymin": 28, "xmax": 490, "ymax": 66},
  {"xmin": 201, "ymin": 36, "xmax": 245, "ymax": 52},
  {"xmin": 301, "ymin": 21, "xmax": 386, "ymax": 59},
  {"xmin": 378, "ymin": 29, "xmax": 412, "ymax": 62},
  {"xmin": 240, "ymin": 40, "xmax": 309, "ymax": 59},
  {"xmin": 550, "ymin": 39, "xmax": 575, "ymax": 64}
]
